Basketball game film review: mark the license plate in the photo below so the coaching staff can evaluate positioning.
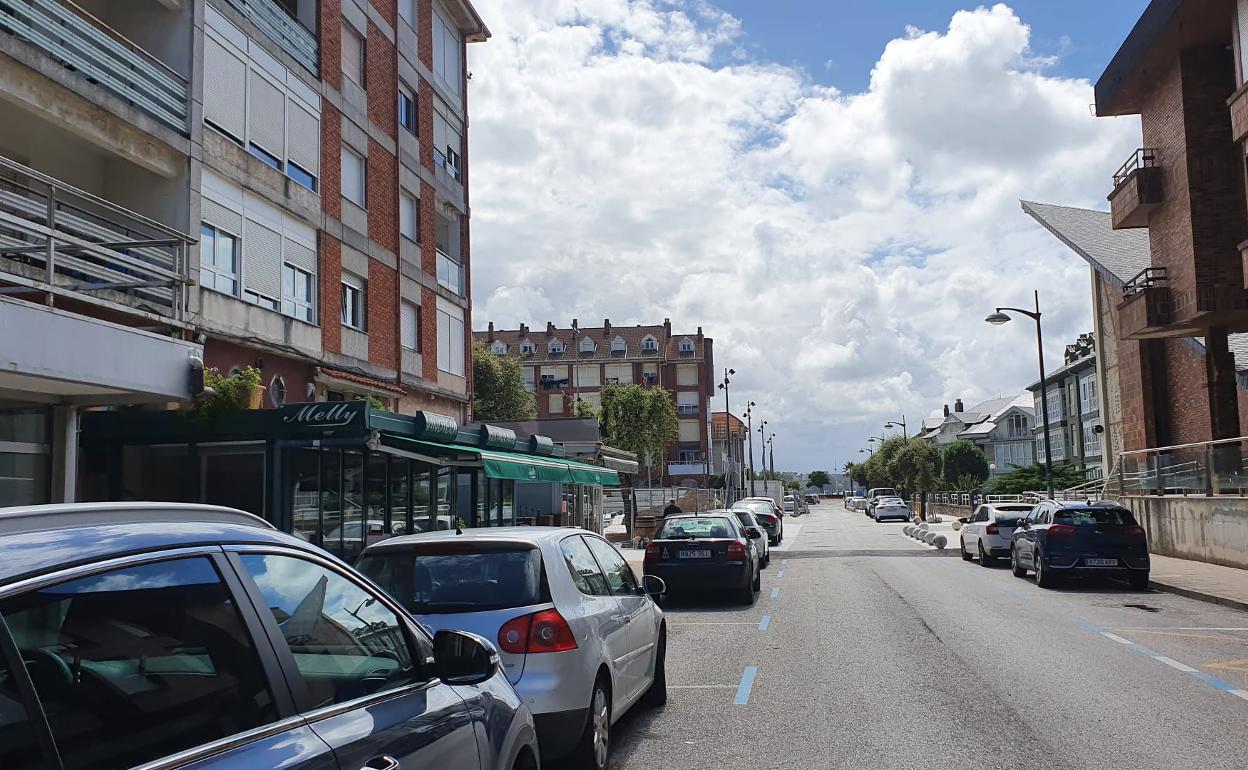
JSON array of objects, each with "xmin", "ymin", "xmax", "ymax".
[
  {"xmin": 679, "ymin": 550, "xmax": 711, "ymax": 559},
  {"xmin": 1085, "ymin": 558, "xmax": 1118, "ymax": 567}
]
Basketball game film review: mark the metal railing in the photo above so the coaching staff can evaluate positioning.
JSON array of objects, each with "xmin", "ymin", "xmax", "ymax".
[
  {"xmin": 223, "ymin": 0, "xmax": 318, "ymax": 75},
  {"xmin": 436, "ymin": 250, "xmax": 463, "ymax": 295},
  {"xmin": 1112, "ymin": 147, "xmax": 1158, "ymax": 189},
  {"xmin": 1118, "ymin": 436, "xmax": 1248, "ymax": 496},
  {"xmin": 0, "ymin": 0, "xmax": 189, "ymax": 132},
  {"xmin": 1122, "ymin": 266, "xmax": 1167, "ymax": 298},
  {"xmin": 0, "ymin": 154, "xmax": 193, "ymax": 320}
]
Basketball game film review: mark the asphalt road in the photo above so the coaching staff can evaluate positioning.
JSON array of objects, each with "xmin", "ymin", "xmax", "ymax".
[{"xmin": 611, "ymin": 502, "xmax": 1248, "ymax": 769}]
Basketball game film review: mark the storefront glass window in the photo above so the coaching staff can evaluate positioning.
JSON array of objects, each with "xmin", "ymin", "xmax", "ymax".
[
  {"xmin": 501, "ymin": 479, "xmax": 515, "ymax": 526},
  {"xmin": 201, "ymin": 444, "xmax": 266, "ymax": 518},
  {"xmin": 287, "ymin": 447, "xmax": 323, "ymax": 545},
  {"xmin": 0, "ymin": 406, "xmax": 51, "ymax": 506},
  {"xmin": 121, "ymin": 445, "xmax": 194, "ymax": 502},
  {"xmin": 337, "ymin": 450, "xmax": 365, "ymax": 562},
  {"xmin": 390, "ymin": 456, "xmax": 411, "ymax": 536},
  {"xmin": 412, "ymin": 464, "xmax": 433, "ymax": 532}
]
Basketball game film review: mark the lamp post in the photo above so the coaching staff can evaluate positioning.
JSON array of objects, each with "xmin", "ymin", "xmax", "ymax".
[
  {"xmin": 884, "ymin": 417, "xmax": 907, "ymax": 440},
  {"xmin": 768, "ymin": 433, "xmax": 776, "ymax": 483},
  {"xmin": 717, "ymin": 368, "xmax": 735, "ymax": 502},
  {"xmin": 860, "ymin": 447, "xmax": 873, "ymax": 456},
  {"xmin": 757, "ymin": 419, "xmax": 768, "ymax": 489},
  {"xmin": 986, "ymin": 289, "xmax": 1054, "ymax": 499},
  {"xmin": 745, "ymin": 402, "xmax": 757, "ymax": 496}
]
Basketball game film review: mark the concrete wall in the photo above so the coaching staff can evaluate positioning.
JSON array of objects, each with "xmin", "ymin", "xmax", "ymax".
[{"xmin": 1122, "ymin": 495, "xmax": 1248, "ymax": 570}]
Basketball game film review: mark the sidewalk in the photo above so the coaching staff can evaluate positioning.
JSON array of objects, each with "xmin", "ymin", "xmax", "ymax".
[{"xmin": 1147, "ymin": 553, "xmax": 1248, "ymax": 612}]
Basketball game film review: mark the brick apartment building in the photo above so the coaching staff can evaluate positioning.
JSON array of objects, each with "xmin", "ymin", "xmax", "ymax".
[
  {"xmin": 1093, "ymin": 0, "xmax": 1248, "ymax": 450},
  {"xmin": 477, "ymin": 319, "xmax": 716, "ymax": 484},
  {"xmin": 0, "ymin": 0, "xmax": 486, "ymax": 505}
]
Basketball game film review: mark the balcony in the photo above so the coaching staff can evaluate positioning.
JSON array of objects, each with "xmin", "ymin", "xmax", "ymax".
[
  {"xmin": 0, "ymin": 155, "xmax": 192, "ymax": 321},
  {"xmin": 667, "ymin": 462, "xmax": 705, "ymax": 476},
  {"xmin": 677, "ymin": 403, "xmax": 699, "ymax": 416},
  {"xmin": 1117, "ymin": 267, "xmax": 1172, "ymax": 339},
  {"xmin": 223, "ymin": 0, "xmax": 318, "ymax": 75},
  {"xmin": 436, "ymin": 249, "xmax": 463, "ymax": 295},
  {"xmin": 1108, "ymin": 148, "xmax": 1162, "ymax": 229},
  {"xmin": 0, "ymin": 0, "xmax": 189, "ymax": 132}
]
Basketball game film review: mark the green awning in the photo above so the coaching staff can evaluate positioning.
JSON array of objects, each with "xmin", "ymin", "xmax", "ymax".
[{"xmin": 381, "ymin": 436, "xmax": 620, "ymax": 486}]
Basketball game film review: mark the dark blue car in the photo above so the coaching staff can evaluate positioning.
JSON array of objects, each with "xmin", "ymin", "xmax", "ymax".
[
  {"xmin": 0, "ymin": 503, "xmax": 539, "ymax": 770},
  {"xmin": 1009, "ymin": 500, "xmax": 1150, "ymax": 589}
]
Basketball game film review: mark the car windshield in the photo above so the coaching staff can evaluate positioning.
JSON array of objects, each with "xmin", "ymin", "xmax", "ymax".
[
  {"xmin": 357, "ymin": 546, "xmax": 544, "ymax": 614},
  {"xmin": 1054, "ymin": 507, "xmax": 1136, "ymax": 526},
  {"xmin": 735, "ymin": 512, "xmax": 757, "ymax": 528},
  {"xmin": 658, "ymin": 517, "xmax": 736, "ymax": 539}
]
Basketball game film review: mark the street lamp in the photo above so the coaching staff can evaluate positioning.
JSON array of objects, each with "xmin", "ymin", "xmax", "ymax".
[
  {"xmin": 884, "ymin": 417, "xmax": 908, "ymax": 440},
  {"xmin": 767, "ymin": 434, "xmax": 776, "ymax": 483},
  {"xmin": 986, "ymin": 289, "xmax": 1054, "ymax": 498},
  {"xmin": 860, "ymin": 447, "xmax": 873, "ymax": 456},
  {"xmin": 717, "ymin": 369, "xmax": 735, "ymax": 503},
  {"xmin": 745, "ymin": 401, "xmax": 757, "ymax": 496},
  {"xmin": 757, "ymin": 419, "xmax": 768, "ymax": 487}
]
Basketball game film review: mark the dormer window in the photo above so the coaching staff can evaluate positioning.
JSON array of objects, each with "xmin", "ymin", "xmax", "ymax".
[
  {"xmin": 549, "ymin": 339, "xmax": 565, "ymax": 354},
  {"xmin": 491, "ymin": 340, "xmax": 507, "ymax": 355},
  {"xmin": 579, "ymin": 336, "xmax": 596, "ymax": 353},
  {"xmin": 520, "ymin": 339, "xmax": 535, "ymax": 354},
  {"xmin": 611, "ymin": 336, "xmax": 626, "ymax": 353},
  {"xmin": 641, "ymin": 335, "xmax": 658, "ymax": 352},
  {"xmin": 679, "ymin": 337, "xmax": 694, "ymax": 353}
]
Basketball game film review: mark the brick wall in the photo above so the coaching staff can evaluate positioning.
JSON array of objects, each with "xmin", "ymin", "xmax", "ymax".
[
  {"xmin": 366, "ymin": 138, "xmax": 398, "ymax": 254},
  {"xmin": 320, "ymin": 0, "xmax": 343, "ymax": 91},
  {"xmin": 421, "ymin": 285, "xmax": 438, "ymax": 380},
  {"xmin": 203, "ymin": 338, "xmax": 313, "ymax": 406},
  {"xmin": 368, "ymin": 259, "xmax": 398, "ymax": 369},
  {"xmin": 320, "ymin": 103, "xmax": 342, "ymax": 220},
  {"xmin": 366, "ymin": 22, "xmax": 397, "ymax": 140},
  {"xmin": 320, "ymin": 236, "xmax": 343, "ymax": 354},
  {"xmin": 1164, "ymin": 338, "xmax": 1212, "ymax": 445},
  {"xmin": 370, "ymin": 0, "xmax": 396, "ymax": 29}
]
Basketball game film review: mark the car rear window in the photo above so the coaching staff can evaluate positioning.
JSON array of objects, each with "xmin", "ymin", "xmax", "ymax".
[
  {"xmin": 993, "ymin": 515, "xmax": 1025, "ymax": 528},
  {"xmin": 1054, "ymin": 507, "xmax": 1136, "ymax": 526},
  {"xmin": 658, "ymin": 517, "xmax": 736, "ymax": 539},
  {"xmin": 358, "ymin": 546, "xmax": 544, "ymax": 614}
]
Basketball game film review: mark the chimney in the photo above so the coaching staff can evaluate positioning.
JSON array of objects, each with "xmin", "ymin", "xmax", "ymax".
[
  {"xmin": 943, "ymin": 404, "xmax": 950, "ymax": 417},
  {"xmin": 696, "ymin": 326, "xmax": 703, "ymax": 338},
  {"xmin": 571, "ymin": 318, "xmax": 578, "ymax": 331},
  {"xmin": 546, "ymin": 322, "xmax": 555, "ymax": 337},
  {"xmin": 603, "ymin": 318, "xmax": 611, "ymax": 337},
  {"xmin": 519, "ymin": 323, "xmax": 528, "ymax": 337},
  {"xmin": 487, "ymin": 321, "xmax": 495, "ymax": 342},
  {"xmin": 663, "ymin": 318, "xmax": 672, "ymax": 338},
  {"xmin": 954, "ymin": 398, "xmax": 964, "ymax": 412}
]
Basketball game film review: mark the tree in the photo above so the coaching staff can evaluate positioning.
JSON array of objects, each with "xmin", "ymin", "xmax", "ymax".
[
  {"xmin": 941, "ymin": 440, "xmax": 989, "ymax": 486},
  {"xmin": 786, "ymin": 480, "xmax": 802, "ymax": 491},
  {"xmin": 808, "ymin": 470, "xmax": 831, "ymax": 489},
  {"xmin": 471, "ymin": 341, "xmax": 536, "ymax": 421},
  {"xmin": 863, "ymin": 435, "xmax": 908, "ymax": 489},
  {"xmin": 598, "ymin": 383, "xmax": 679, "ymax": 470},
  {"xmin": 888, "ymin": 438, "xmax": 940, "ymax": 496},
  {"xmin": 574, "ymin": 398, "xmax": 598, "ymax": 418},
  {"xmin": 846, "ymin": 461, "xmax": 869, "ymax": 489},
  {"xmin": 988, "ymin": 462, "xmax": 1089, "ymax": 495}
]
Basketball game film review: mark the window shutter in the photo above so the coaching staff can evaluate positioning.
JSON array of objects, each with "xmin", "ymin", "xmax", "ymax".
[
  {"xmin": 201, "ymin": 199, "xmax": 242, "ymax": 236},
  {"xmin": 283, "ymin": 238, "xmax": 316, "ymax": 274},
  {"xmin": 243, "ymin": 218, "xmax": 282, "ymax": 299},
  {"xmin": 342, "ymin": 26, "xmax": 363, "ymax": 86},
  {"xmin": 287, "ymin": 101, "xmax": 320, "ymax": 176},
  {"xmin": 248, "ymin": 71, "xmax": 285, "ymax": 158},
  {"xmin": 341, "ymin": 149, "xmax": 364, "ymax": 206},
  {"xmin": 401, "ymin": 301, "xmax": 418, "ymax": 350},
  {"xmin": 204, "ymin": 36, "xmax": 246, "ymax": 141},
  {"xmin": 400, "ymin": 193, "xmax": 417, "ymax": 239}
]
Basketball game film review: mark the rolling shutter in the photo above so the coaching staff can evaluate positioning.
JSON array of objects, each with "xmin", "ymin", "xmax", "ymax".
[
  {"xmin": 283, "ymin": 239, "xmax": 316, "ymax": 274},
  {"xmin": 201, "ymin": 199, "xmax": 242, "ymax": 236},
  {"xmin": 204, "ymin": 36, "xmax": 246, "ymax": 141},
  {"xmin": 243, "ymin": 218, "xmax": 282, "ymax": 299},
  {"xmin": 248, "ymin": 71, "xmax": 285, "ymax": 159},
  {"xmin": 287, "ymin": 101, "xmax": 320, "ymax": 176}
]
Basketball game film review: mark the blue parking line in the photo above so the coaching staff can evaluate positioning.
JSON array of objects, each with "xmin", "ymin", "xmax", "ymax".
[
  {"xmin": 1005, "ymin": 589, "xmax": 1030, "ymax": 602},
  {"xmin": 733, "ymin": 666, "xmax": 758, "ymax": 704},
  {"xmin": 758, "ymin": 615, "xmax": 771, "ymax": 630},
  {"xmin": 777, "ymin": 570, "xmax": 785, "ymax": 578},
  {"xmin": 1076, "ymin": 619, "xmax": 1246, "ymax": 697},
  {"xmin": 781, "ymin": 559, "xmax": 789, "ymax": 565},
  {"xmin": 770, "ymin": 586, "xmax": 780, "ymax": 598}
]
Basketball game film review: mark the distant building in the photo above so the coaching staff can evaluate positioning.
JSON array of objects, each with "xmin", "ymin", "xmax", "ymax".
[
  {"xmin": 1025, "ymin": 336, "xmax": 1104, "ymax": 480},
  {"xmin": 921, "ymin": 395, "xmax": 1037, "ymax": 478},
  {"xmin": 476, "ymin": 319, "xmax": 715, "ymax": 485},
  {"xmin": 711, "ymin": 412, "xmax": 747, "ymax": 502}
]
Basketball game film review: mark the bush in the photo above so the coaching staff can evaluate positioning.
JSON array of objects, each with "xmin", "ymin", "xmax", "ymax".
[{"xmin": 194, "ymin": 366, "xmax": 262, "ymax": 418}]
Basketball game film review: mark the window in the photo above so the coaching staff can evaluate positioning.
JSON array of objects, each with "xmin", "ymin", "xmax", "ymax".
[
  {"xmin": 0, "ymin": 557, "xmax": 279, "ymax": 770},
  {"xmin": 436, "ymin": 299, "xmax": 465, "ymax": 375},
  {"xmin": 491, "ymin": 340, "xmax": 507, "ymax": 355},
  {"xmin": 523, "ymin": 367, "xmax": 535, "ymax": 390},
  {"xmin": 576, "ymin": 364, "xmax": 600, "ymax": 387},
  {"xmin": 678, "ymin": 420, "xmax": 700, "ymax": 442},
  {"xmin": 577, "ymin": 392, "xmax": 601, "ymax": 411},
  {"xmin": 611, "ymin": 336, "xmax": 626, "ymax": 353},
  {"xmin": 1007, "ymin": 413, "xmax": 1028, "ymax": 438},
  {"xmin": 245, "ymin": 290, "xmax": 279, "ymax": 310},
  {"xmin": 548, "ymin": 393, "xmax": 564, "ymax": 414},
  {"xmin": 199, "ymin": 224, "xmax": 239, "ymax": 295},
  {"xmin": 401, "ymin": 301, "xmax": 420, "ymax": 351},
  {"xmin": 399, "ymin": 85, "xmax": 417, "ymax": 135},
  {"xmin": 1083, "ymin": 422, "xmax": 1102, "ymax": 457},
  {"xmin": 585, "ymin": 537, "xmax": 638, "ymax": 596},
  {"xmin": 676, "ymin": 391, "xmax": 699, "ymax": 415},
  {"xmin": 236, "ymin": 554, "xmax": 421, "ymax": 711},
  {"xmin": 0, "ymin": 646, "xmax": 45, "ymax": 769},
  {"xmin": 641, "ymin": 335, "xmax": 658, "ymax": 352},
  {"xmin": 249, "ymin": 142, "xmax": 282, "ymax": 170},
  {"xmin": 341, "ymin": 24, "xmax": 364, "ymax": 88},
  {"xmin": 288, "ymin": 162, "xmax": 317, "ymax": 192},
  {"xmin": 676, "ymin": 363, "xmax": 699, "ymax": 386},
  {"xmin": 433, "ymin": 106, "xmax": 463, "ymax": 181},
  {"xmin": 341, "ymin": 148, "xmax": 366, "ymax": 207},
  {"xmin": 399, "ymin": 0, "xmax": 416, "ymax": 28},
  {"xmin": 357, "ymin": 546, "xmax": 544, "ymax": 615},
  {"xmin": 269, "ymin": 375, "xmax": 288, "ymax": 406},
  {"xmin": 432, "ymin": 6, "xmax": 463, "ymax": 97},
  {"xmin": 679, "ymin": 337, "xmax": 694, "ymax": 353},
  {"xmin": 520, "ymin": 339, "xmax": 535, "ymax": 354},
  {"xmin": 435, "ymin": 213, "xmax": 462, "ymax": 294},
  {"xmin": 579, "ymin": 336, "xmax": 596, "ymax": 354},
  {"xmin": 1079, "ymin": 375, "xmax": 1099, "ymax": 413},
  {"xmin": 559, "ymin": 536, "xmax": 609, "ymax": 596},
  {"xmin": 282, "ymin": 263, "xmax": 315, "ymax": 322},
  {"xmin": 549, "ymin": 339, "xmax": 565, "ymax": 354},
  {"xmin": 341, "ymin": 273, "xmax": 365, "ymax": 330},
  {"xmin": 1045, "ymin": 388, "xmax": 1061, "ymax": 423},
  {"xmin": 604, "ymin": 362, "xmax": 632, "ymax": 384},
  {"xmin": 400, "ymin": 192, "xmax": 419, "ymax": 241}
]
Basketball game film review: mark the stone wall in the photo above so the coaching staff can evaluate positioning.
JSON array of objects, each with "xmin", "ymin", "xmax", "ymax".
[{"xmin": 1122, "ymin": 495, "xmax": 1248, "ymax": 570}]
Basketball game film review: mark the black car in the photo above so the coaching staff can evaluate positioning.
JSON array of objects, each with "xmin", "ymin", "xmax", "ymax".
[
  {"xmin": 1010, "ymin": 500, "xmax": 1150, "ymax": 589},
  {"xmin": 644, "ymin": 512, "xmax": 762, "ymax": 604}
]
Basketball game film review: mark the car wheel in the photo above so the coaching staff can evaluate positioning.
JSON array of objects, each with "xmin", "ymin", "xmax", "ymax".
[
  {"xmin": 640, "ymin": 628, "xmax": 667, "ymax": 707},
  {"xmin": 1128, "ymin": 571, "xmax": 1150, "ymax": 591},
  {"xmin": 512, "ymin": 748, "xmax": 538, "ymax": 770},
  {"xmin": 570, "ymin": 677, "xmax": 612, "ymax": 770},
  {"xmin": 978, "ymin": 542, "xmax": 995, "ymax": 568},
  {"xmin": 960, "ymin": 537, "xmax": 973, "ymax": 561},
  {"xmin": 1011, "ymin": 547, "xmax": 1028, "ymax": 578},
  {"xmin": 1034, "ymin": 550, "xmax": 1058, "ymax": 588}
]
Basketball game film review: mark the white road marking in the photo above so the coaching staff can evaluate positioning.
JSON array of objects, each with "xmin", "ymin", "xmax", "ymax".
[
  {"xmin": 1101, "ymin": 631, "xmax": 1135, "ymax": 645},
  {"xmin": 668, "ymin": 684, "xmax": 738, "ymax": 689},
  {"xmin": 1150, "ymin": 655, "xmax": 1198, "ymax": 673},
  {"xmin": 1230, "ymin": 690, "xmax": 1248, "ymax": 702}
]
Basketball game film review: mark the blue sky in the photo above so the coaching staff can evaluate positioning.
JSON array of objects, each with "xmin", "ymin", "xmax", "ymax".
[{"xmin": 713, "ymin": 0, "xmax": 1150, "ymax": 91}]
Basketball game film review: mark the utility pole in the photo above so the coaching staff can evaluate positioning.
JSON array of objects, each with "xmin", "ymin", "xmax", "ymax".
[{"xmin": 745, "ymin": 402, "xmax": 757, "ymax": 496}]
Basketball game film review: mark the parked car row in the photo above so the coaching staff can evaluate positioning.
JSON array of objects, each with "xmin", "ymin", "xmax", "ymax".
[
  {"xmin": 0, "ymin": 503, "xmax": 671, "ymax": 770},
  {"xmin": 957, "ymin": 499, "xmax": 1151, "ymax": 590}
]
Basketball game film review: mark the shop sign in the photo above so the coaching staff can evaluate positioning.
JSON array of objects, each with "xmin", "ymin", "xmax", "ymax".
[{"xmin": 278, "ymin": 402, "xmax": 367, "ymax": 434}]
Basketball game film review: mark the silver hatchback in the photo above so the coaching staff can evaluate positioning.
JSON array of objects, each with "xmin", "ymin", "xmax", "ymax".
[{"xmin": 357, "ymin": 527, "xmax": 667, "ymax": 770}]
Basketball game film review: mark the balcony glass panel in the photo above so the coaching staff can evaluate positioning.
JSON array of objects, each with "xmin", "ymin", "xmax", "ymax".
[{"xmin": 224, "ymin": 0, "xmax": 318, "ymax": 75}]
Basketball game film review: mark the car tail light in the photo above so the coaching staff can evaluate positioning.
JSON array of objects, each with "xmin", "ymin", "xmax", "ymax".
[
  {"xmin": 644, "ymin": 542, "xmax": 660, "ymax": 562},
  {"xmin": 986, "ymin": 524, "xmax": 998, "ymax": 534},
  {"xmin": 1125, "ymin": 524, "xmax": 1146, "ymax": 540},
  {"xmin": 498, "ymin": 609, "xmax": 577, "ymax": 654},
  {"xmin": 727, "ymin": 540, "xmax": 747, "ymax": 558},
  {"xmin": 1048, "ymin": 524, "xmax": 1075, "ymax": 538}
]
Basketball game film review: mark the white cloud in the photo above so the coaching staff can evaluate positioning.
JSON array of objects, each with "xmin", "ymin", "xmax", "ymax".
[{"xmin": 466, "ymin": 1, "xmax": 1139, "ymax": 471}]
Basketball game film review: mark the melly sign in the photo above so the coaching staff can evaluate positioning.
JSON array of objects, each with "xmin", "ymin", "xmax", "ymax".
[{"xmin": 277, "ymin": 401, "xmax": 368, "ymax": 436}]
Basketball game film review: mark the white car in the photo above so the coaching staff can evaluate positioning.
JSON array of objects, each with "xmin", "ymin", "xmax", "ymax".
[
  {"xmin": 959, "ymin": 503, "xmax": 1034, "ymax": 565},
  {"xmin": 872, "ymin": 497, "xmax": 910, "ymax": 522},
  {"xmin": 357, "ymin": 527, "xmax": 666, "ymax": 770},
  {"xmin": 731, "ymin": 508, "xmax": 770, "ymax": 566}
]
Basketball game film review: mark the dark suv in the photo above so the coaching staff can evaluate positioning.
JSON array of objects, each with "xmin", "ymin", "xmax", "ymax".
[
  {"xmin": 0, "ymin": 503, "xmax": 539, "ymax": 770},
  {"xmin": 1009, "ymin": 500, "xmax": 1150, "ymax": 589}
]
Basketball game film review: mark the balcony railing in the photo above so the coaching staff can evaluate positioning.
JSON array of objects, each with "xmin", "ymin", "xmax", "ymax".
[
  {"xmin": 1122, "ymin": 266, "xmax": 1167, "ymax": 297},
  {"xmin": 436, "ymin": 249, "xmax": 463, "ymax": 295},
  {"xmin": 0, "ymin": 154, "xmax": 193, "ymax": 320},
  {"xmin": 0, "ymin": 0, "xmax": 189, "ymax": 132},
  {"xmin": 223, "ymin": 0, "xmax": 318, "ymax": 75},
  {"xmin": 668, "ymin": 461, "xmax": 705, "ymax": 475},
  {"xmin": 676, "ymin": 403, "xmax": 699, "ymax": 416},
  {"xmin": 1119, "ymin": 436, "xmax": 1248, "ymax": 496},
  {"xmin": 1109, "ymin": 148, "xmax": 1162, "ymax": 229},
  {"xmin": 1112, "ymin": 148, "xmax": 1157, "ymax": 188}
]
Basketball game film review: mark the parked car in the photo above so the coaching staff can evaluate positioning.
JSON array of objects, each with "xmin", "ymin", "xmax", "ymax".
[
  {"xmin": 958, "ymin": 502, "xmax": 1034, "ymax": 565},
  {"xmin": 866, "ymin": 487, "xmax": 898, "ymax": 514},
  {"xmin": 732, "ymin": 500, "xmax": 783, "ymax": 544},
  {"xmin": 645, "ymin": 512, "xmax": 762, "ymax": 605},
  {"xmin": 0, "ymin": 503, "xmax": 538, "ymax": 770},
  {"xmin": 741, "ymin": 496, "xmax": 785, "ymax": 520},
  {"xmin": 1009, "ymin": 500, "xmax": 1151, "ymax": 589},
  {"xmin": 357, "ymin": 527, "xmax": 666, "ymax": 769},
  {"xmin": 732, "ymin": 508, "xmax": 770, "ymax": 566},
  {"xmin": 872, "ymin": 497, "xmax": 910, "ymax": 522},
  {"xmin": 804, "ymin": 494, "xmax": 819, "ymax": 505}
]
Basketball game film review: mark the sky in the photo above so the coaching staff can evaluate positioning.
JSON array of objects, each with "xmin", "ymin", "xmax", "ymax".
[{"xmin": 464, "ymin": 0, "xmax": 1150, "ymax": 474}]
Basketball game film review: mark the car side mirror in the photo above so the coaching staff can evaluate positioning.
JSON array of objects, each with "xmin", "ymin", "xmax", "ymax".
[
  {"xmin": 432, "ymin": 630, "xmax": 498, "ymax": 686},
  {"xmin": 957, "ymin": 517, "xmax": 968, "ymax": 524},
  {"xmin": 639, "ymin": 574, "xmax": 666, "ymax": 596},
  {"xmin": 746, "ymin": 528, "xmax": 762, "ymax": 539}
]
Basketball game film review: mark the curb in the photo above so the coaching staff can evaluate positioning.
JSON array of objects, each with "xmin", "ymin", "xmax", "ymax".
[{"xmin": 1148, "ymin": 579, "xmax": 1248, "ymax": 614}]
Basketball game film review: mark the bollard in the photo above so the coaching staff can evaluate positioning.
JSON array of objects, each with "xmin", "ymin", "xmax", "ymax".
[
  {"xmin": 923, "ymin": 531, "xmax": 937, "ymax": 545},
  {"xmin": 933, "ymin": 534, "xmax": 947, "ymax": 550}
]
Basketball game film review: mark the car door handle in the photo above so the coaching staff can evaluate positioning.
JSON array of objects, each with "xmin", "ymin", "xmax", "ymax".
[{"xmin": 362, "ymin": 756, "xmax": 400, "ymax": 770}]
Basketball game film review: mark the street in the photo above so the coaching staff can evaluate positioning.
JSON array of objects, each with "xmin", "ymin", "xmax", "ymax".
[{"xmin": 613, "ymin": 501, "xmax": 1248, "ymax": 770}]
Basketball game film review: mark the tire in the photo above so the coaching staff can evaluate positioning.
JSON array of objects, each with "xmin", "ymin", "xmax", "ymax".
[
  {"xmin": 960, "ymin": 538, "xmax": 973, "ymax": 561},
  {"xmin": 512, "ymin": 749, "xmax": 538, "ymax": 770},
  {"xmin": 569, "ymin": 677, "xmax": 612, "ymax": 770},
  {"xmin": 1011, "ymin": 547, "xmax": 1028, "ymax": 578},
  {"xmin": 978, "ymin": 542, "xmax": 995, "ymax": 568},
  {"xmin": 1034, "ymin": 550, "xmax": 1058, "ymax": 588},
  {"xmin": 1128, "ymin": 571, "xmax": 1150, "ymax": 591},
  {"xmin": 738, "ymin": 569, "xmax": 759, "ymax": 605},
  {"xmin": 640, "ymin": 628, "xmax": 667, "ymax": 708}
]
